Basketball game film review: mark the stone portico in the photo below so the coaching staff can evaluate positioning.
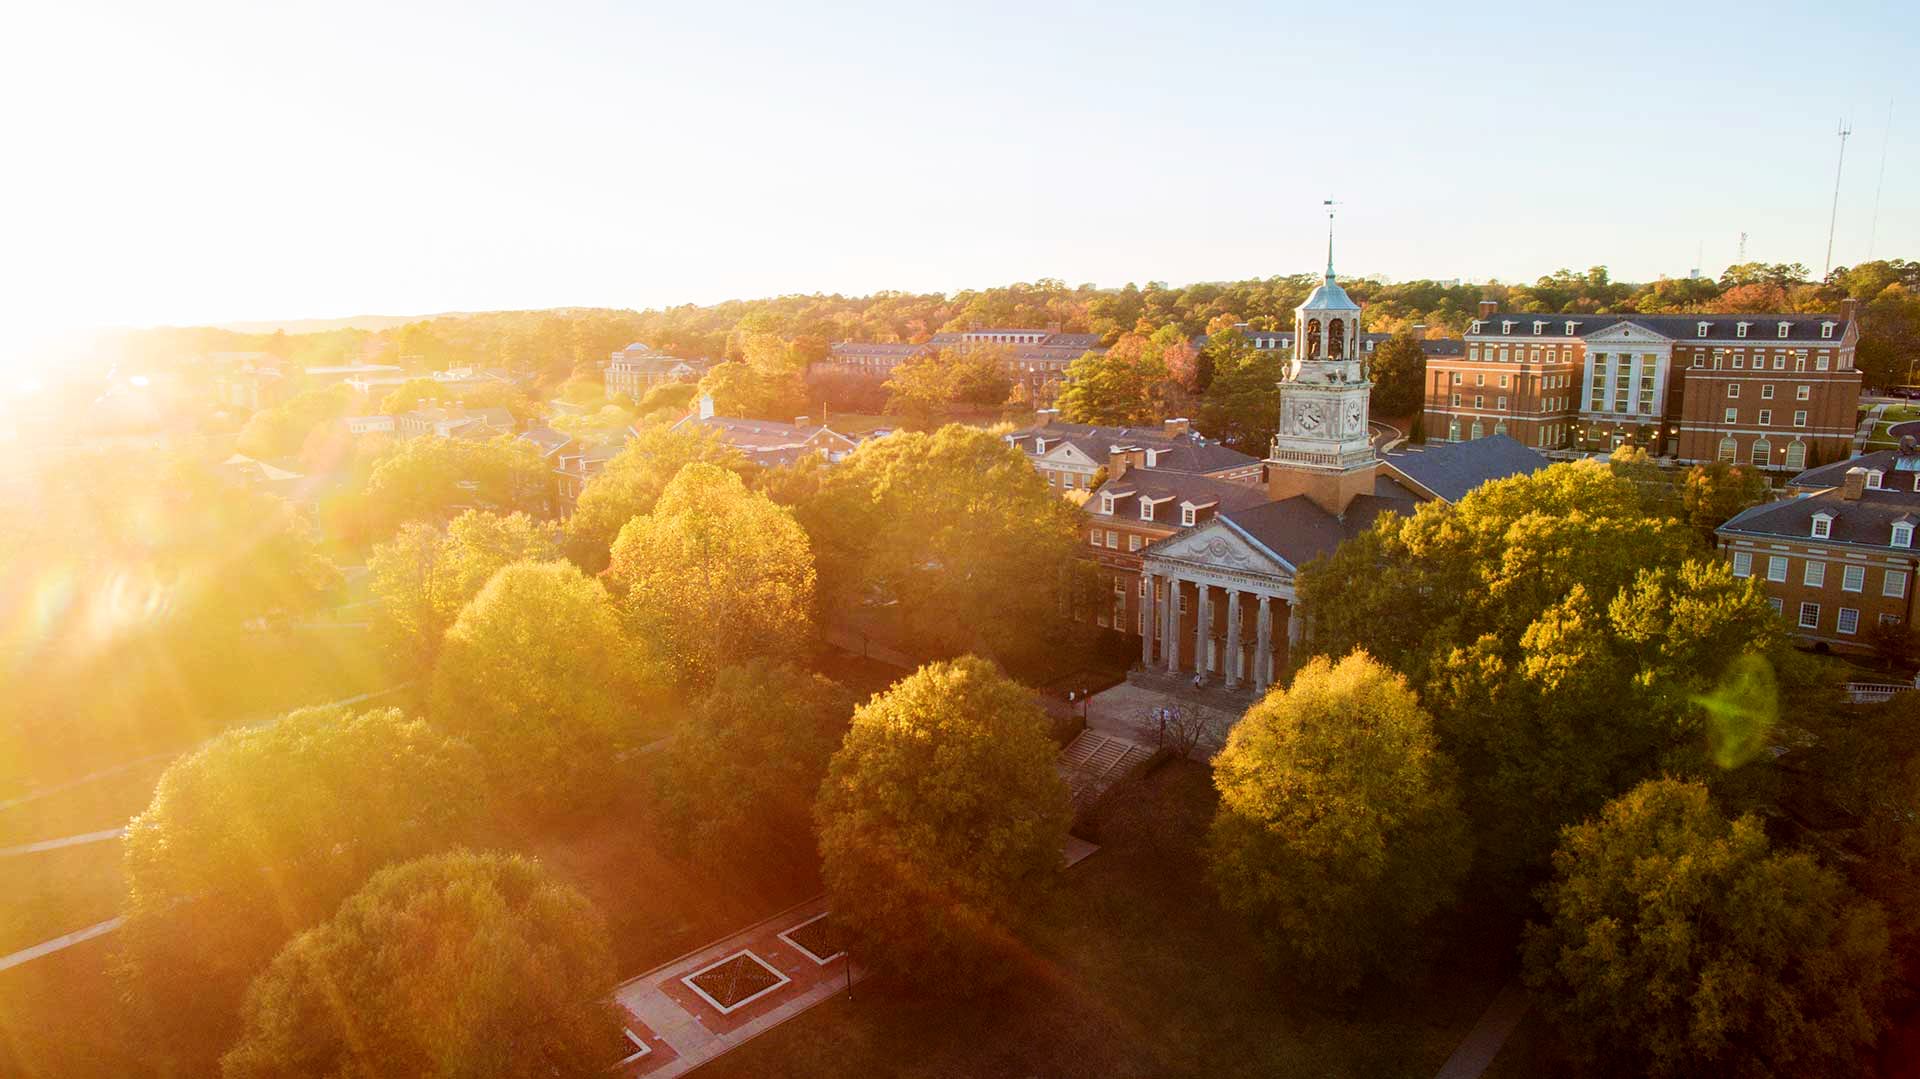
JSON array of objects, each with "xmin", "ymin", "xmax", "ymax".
[{"xmin": 1137, "ymin": 522, "xmax": 1301, "ymax": 694}]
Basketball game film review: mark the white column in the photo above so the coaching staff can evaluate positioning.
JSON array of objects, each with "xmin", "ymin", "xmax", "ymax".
[
  {"xmin": 1193, "ymin": 582, "xmax": 1210, "ymax": 680},
  {"xmin": 1163, "ymin": 577, "xmax": 1181, "ymax": 674},
  {"xmin": 1140, "ymin": 572, "xmax": 1156, "ymax": 667},
  {"xmin": 1224, "ymin": 589, "xmax": 1242, "ymax": 689},
  {"xmin": 1286, "ymin": 601, "xmax": 1303, "ymax": 666},
  {"xmin": 1254, "ymin": 594, "xmax": 1272, "ymax": 692}
]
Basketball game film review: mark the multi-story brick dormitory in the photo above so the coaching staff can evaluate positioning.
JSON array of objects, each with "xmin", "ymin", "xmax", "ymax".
[
  {"xmin": 825, "ymin": 327, "xmax": 1105, "ymax": 407},
  {"xmin": 1716, "ymin": 448, "xmax": 1920, "ymax": 652},
  {"xmin": 1423, "ymin": 299, "xmax": 1864, "ymax": 470},
  {"xmin": 1003, "ymin": 416, "xmax": 1264, "ymax": 492}
]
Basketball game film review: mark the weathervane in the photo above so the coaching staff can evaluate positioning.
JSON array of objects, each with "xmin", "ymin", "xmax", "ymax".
[{"xmin": 1323, "ymin": 198, "xmax": 1339, "ymax": 279}]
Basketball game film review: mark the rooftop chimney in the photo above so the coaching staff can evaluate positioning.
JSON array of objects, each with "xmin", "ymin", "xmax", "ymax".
[
  {"xmin": 1477, "ymin": 300, "xmax": 1499, "ymax": 319},
  {"xmin": 1164, "ymin": 417, "xmax": 1191, "ymax": 437},
  {"xmin": 1838, "ymin": 298, "xmax": 1860, "ymax": 323},
  {"xmin": 1843, "ymin": 467, "xmax": 1868, "ymax": 500},
  {"xmin": 1108, "ymin": 446, "xmax": 1146, "ymax": 479},
  {"xmin": 698, "ymin": 394, "xmax": 716, "ymax": 420},
  {"xmin": 794, "ymin": 415, "xmax": 810, "ymax": 428}
]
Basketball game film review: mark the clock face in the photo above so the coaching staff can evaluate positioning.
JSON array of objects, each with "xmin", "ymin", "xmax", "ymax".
[
  {"xmin": 1298, "ymin": 403, "xmax": 1324, "ymax": 432},
  {"xmin": 1347, "ymin": 400, "xmax": 1364, "ymax": 430}
]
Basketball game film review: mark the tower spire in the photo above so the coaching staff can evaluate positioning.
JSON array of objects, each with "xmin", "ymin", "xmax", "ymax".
[{"xmin": 1323, "ymin": 199, "xmax": 1338, "ymax": 280}]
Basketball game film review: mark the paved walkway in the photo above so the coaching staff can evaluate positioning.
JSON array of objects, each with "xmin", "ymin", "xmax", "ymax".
[
  {"xmin": 1084, "ymin": 681, "xmax": 1239, "ymax": 760},
  {"xmin": 0, "ymin": 916, "xmax": 123, "ymax": 972},
  {"xmin": 1431, "ymin": 978, "xmax": 1530, "ymax": 1079},
  {"xmin": 611, "ymin": 895, "xmax": 863, "ymax": 1077},
  {"xmin": 0, "ymin": 827, "xmax": 124, "ymax": 857}
]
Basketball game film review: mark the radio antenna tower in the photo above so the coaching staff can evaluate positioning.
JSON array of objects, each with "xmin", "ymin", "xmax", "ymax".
[
  {"xmin": 1823, "ymin": 119, "xmax": 1852, "ymax": 278},
  {"xmin": 1869, "ymin": 97, "xmax": 1894, "ymax": 258}
]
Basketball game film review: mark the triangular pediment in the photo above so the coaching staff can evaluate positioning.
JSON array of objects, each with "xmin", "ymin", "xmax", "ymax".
[
  {"xmin": 1043, "ymin": 442, "xmax": 1097, "ymax": 467},
  {"xmin": 1146, "ymin": 519, "xmax": 1287, "ymax": 575},
  {"xmin": 1585, "ymin": 320, "xmax": 1674, "ymax": 344}
]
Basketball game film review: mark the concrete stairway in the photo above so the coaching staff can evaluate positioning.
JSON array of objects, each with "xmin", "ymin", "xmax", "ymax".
[{"xmin": 1056, "ymin": 731, "xmax": 1151, "ymax": 811}]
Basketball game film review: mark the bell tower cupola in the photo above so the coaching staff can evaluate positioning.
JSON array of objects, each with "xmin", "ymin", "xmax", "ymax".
[{"xmin": 1265, "ymin": 202, "xmax": 1379, "ymax": 515}]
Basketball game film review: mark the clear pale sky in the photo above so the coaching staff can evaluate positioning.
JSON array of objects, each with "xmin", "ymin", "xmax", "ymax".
[{"xmin": 2, "ymin": 0, "xmax": 1914, "ymax": 359}]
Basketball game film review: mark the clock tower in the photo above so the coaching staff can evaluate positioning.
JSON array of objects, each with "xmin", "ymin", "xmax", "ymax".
[{"xmin": 1265, "ymin": 213, "xmax": 1380, "ymax": 514}]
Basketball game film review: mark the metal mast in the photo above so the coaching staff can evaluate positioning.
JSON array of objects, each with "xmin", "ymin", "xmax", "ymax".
[{"xmin": 1824, "ymin": 119, "xmax": 1852, "ymax": 278}]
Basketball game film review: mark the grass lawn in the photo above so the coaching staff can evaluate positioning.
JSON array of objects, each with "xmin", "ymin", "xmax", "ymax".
[
  {"xmin": 0, "ymin": 842, "xmax": 125, "ymax": 956},
  {"xmin": 701, "ymin": 760, "xmax": 1520, "ymax": 1079}
]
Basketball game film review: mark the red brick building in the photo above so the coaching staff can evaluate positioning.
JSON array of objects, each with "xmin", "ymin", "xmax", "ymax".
[
  {"xmin": 1717, "ymin": 450, "xmax": 1920, "ymax": 652},
  {"xmin": 1425, "ymin": 300, "xmax": 1863, "ymax": 472}
]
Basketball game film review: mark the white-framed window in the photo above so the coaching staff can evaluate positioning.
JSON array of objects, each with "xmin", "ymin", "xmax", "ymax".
[
  {"xmin": 1785, "ymin": 441, "xmax": 1807, "ymax": 470},
  {"xmin": 1758, "ymin": 410, "xmax": 1772, "ymax": 427},
  {"xmin": 1181, "ymin": 505, "xmax": 1196, "ymax": 527},
  {"xmin": 1128, "ymin": 534, "xmax": 1142, "ymax": 552},
  {"xmin": 1886, "ymin": 569, "xmax": 1909, "ymax": 597},
  {"xmin": 1452, "ymin": 372, "xmax": 1463, "ymax": 384},
  {"xmin": 1838, "ymin": 608, "xmax": 1859, "ymax": 635},
  {"xmin": 1497, "ymin": 396, "xmax": 1507, "ymax": 409},
  {"xmin": 1767, "ymin": 556, "xmax": 1788, "ymax": 582},
  {"xmin": 1738, "ymin": 321, "xmax": 1751, "ymax": 338},
  {"xmin": 1812, "ymin": 514, "xmax": 1832, "ymax": 539},
  {"xmin": 1881, "ymin": 612, "xmax": 1903, "ymax": 626},
  {"xmin": 1732, "ymin": 551, "xmax": 1752, "ymax": 577},
  {"xmin": 1751, "ymin": 438, "xmax": 1771, "ymax": 465},
  {"xmin": 1794, "ymin": 410, "xmax": 1808, "ymax": 427},
  {"xmin": 1719, "ymin": 437, "xmax": 1738, "ymax": 463},
  {"xmin": 1816, "ymin": 354, "xmax": 1831, "ymax": 371},
  {"xmin": 1697, "ymin": 321, "xmax": 1709, "ymax": 337},
  {"xmin": 1105, "ymin": 530, "xmax": 1118, "ymax": 549},
  {"xmin": 1843, "ymin": 564, "xmax": 1866, "ymax": 591},
  {"xmin": 1798, "ymin": 601, "xmax": 1820, "ymax": 629},
  {"xmin": 1822, "ymin": 321, "xmax": 1836, "ymax": 339},
  {"xmin": 1796, "ymin": 385, "xmax": 1811, "ymax": 400},
  {"xmin": 1804, "ymin": 561, "xmax": 1825, "ymax": 587},
  {"xmin": 1089, "ymin": 529, "xmax": 1101, "ymax": 547},
  {"xmin": 1761, "ymin": 384, "xmax": 1774, "ymax": 399},
  {"xmin": 1768, "ymin": 596, "xmax": 1785, "ymax": 614},
  {"xmin": 1138, "ymin": 576, "xmax": 1148, "ymax": 596},
  {"xmin": 1475, "ymin": 395, "xmax": 1485, "ymax": 408},
  {"xmin": 1099, "ymin": 493, "xmax": 1114, "ymax": 514},
  {"xmin": 1869, "ymin": 470, "xmax": 1884, "ymax": 489},
  {"xmin": 1451, "ymin": 393, "xmax": 1461, "ymax": 407},
  {"xmin": 1778, "ymin": 321, "xmax": 1791, "ymax": 339},
  {"xmin": 1475, "ymin": 373, "xmax": 1485, "ymax": 387},
  {"xmin": 1724, "ymin": 407, "xmax": 1738, "ymax": 424},
  {"xmin": 1727, "ymin": 384, "xmax": 1740, "ymax": 398}
]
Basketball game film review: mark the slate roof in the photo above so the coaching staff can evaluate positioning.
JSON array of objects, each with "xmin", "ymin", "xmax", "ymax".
[
  {"xmin": 1090, "ymin": 469, "xmax": 1272, "ymax": 525},
  {"xmin": 517, "ymin": 426, "xmax": 573, "ymax": 456},
  {"xmin": 1468, "ymin": 312, "xmax": 1854, "ymax": 344},
  {"xmin": 1219, "ymin": 479, "xmax": 1418, "ymax": 568},
  {"xmin": 1007, "ymin": 420, "xmax": 1260, "ymax": 475},
  {"xmin": 675, "ymin": 415, "xmax": 859, "ymax": 467},
  {"xmin": 1382, "ymin": 434, "xmax": 1549, "ymax": 504},
  {"xmin": 1720, "ymin": 485, "xmax": 1920, "ymax": 550},
  {"xmin": 1786, "ymin": 449, "xmax": 1920, "ymax": 491}
]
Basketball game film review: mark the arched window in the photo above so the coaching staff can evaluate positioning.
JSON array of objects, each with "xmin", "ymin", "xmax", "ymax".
[
  {"xmin": 1448, "ymin": 421, "xmax": 1460, "ymax": 441},
  {"xmin": 1493, "ymin": 421, "xmax": 1507, "ymax": 436},
  {"xmin": 1328, "ymin": 318, "xmax": 1345, "ymax": 358},
  {"xmin": 1470, "ymin": 421, "xmax": 1484, "ymax": 440},
  {"xmin": 1717, "ymin": 437, "xmax": 1738, "ymax": 463},
  {"xmin": 1750, "ymin": 438, "xmax": 1771, "ymax": 467},
  {"xmin": 1306, "ymin": 319, "xmax": 1322, "ymax": 359},
  {"xmin": 1784, "ymin": 440, "xmax": 1807, "ymax": 471}
]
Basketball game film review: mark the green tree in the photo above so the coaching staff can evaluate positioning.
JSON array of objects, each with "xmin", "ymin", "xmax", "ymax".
[
  {"xmin": 657, "ymin": 661, "xmax": 850, "ymax": 862},
  {"xmin": 366, "ymin": 510, "xmax": 558, "ymax": 676},
  {"xmin": 222, "ymin": 851, "xmax": 620, "ymax": 1079},
  {"xmin": 118, "ymin": 706, "xmax": 484, "ymax": 1067},
  {"xmin": 1056, "ymin": 334, "xmax": 1168, "ymax": 424},
  {"xmin": 798, "ymin": 425, "xmax": 1083, "ymax": 668},
  {"xmin": 355, "ymin": 434, "xmax": 549, "ymax": 542},
  {"xmin": 1523, "ymin": 778, "xmax": 1891, "ymax": 1078},
  {"xmin": 1367, "ymin": 332, "xmax": 1427, "ymax": 418},
  {"xmin": 815, "ymin": 657, "xmax": 1070, "ymax": 989},
  {"xmin": 1679, "ymin": 460, "xmax": 1772, "ymax": 542},
  {"xmin": 1196, "ymin": 330, "xmax": 1283, "ymax": 453},
  {"xmin": 234, "ymin": 385, "xmax": 353, "ymax": 459},
  {"xmin": 561, "ymin": 423, "xmax": 748, "ymax": 571},
  {"xmin": 1207, "ymin": 652, "xmax": 1471, "ymax": 991},
  {"xmin": 430, "ymin": 560, "xmax": 659, "ymax": 806},
  {"xmin": 606, "ymin": 462, "xmax": 816, "ymax": 683}
]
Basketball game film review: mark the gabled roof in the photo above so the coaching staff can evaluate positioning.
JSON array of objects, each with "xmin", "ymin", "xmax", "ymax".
[
  {"xmin": 1217, "ymin": 478, "xmax": 1418, "ymax": 569},
  {"xmin": 1720, "ymin": 487, "xmax": 1920, "ymax": 550},
  {"xmin": 1787, "ymin": 449, "xmax": 1920, "ymax": 491},
  {"xmin": 518, "ymin": 426, "xmax": 573, "ymax": 455},
  {"xmin": 1382, "ymin": 435, "xmax": 1549, "ymax": 504},
  {"xmin": 1087, "ymin": 469, "xmax": 1269, "ymax": 524},
  {"xmin": 1007, "ymin": 420, "xmax": 1259, "ymax": 476},
  {"xmin": 1468, "ymin": 312, "xmax": 1854, "ymax": 344}
]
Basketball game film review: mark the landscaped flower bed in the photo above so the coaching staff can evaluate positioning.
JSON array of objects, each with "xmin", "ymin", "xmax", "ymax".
[
  {"xmin": 684, "ymin": 950, "xmax": 788, "ymax": 1012},
  {"xmin": 783, "ymin": 914, "xmax": 843, "ymax": 964}
]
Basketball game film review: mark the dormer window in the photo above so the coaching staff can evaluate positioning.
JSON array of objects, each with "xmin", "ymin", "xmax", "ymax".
[
  {"xmin": 1501, "ymin": 320, "xmax": 1514, "ymax": 334},
  {"xmin": 1532, "ymin": 320, "xmax": 1545, "ymax": 335},
  {"xmin": 1181, "ymin": 505, "xmax": 1196, "ymax": 526},
  {"xmin": 1469, "ymin": 320, "xmax": 1483, "ymax": 334},
  {"xmin": 1778, "ymin": 321, "xmax": 1791, "ymax": 339},
  {"xmin": 1099, "ymin": 493, "xmax": 1115, "ymax": 514},
  {"xmin": 1697, "ymin": 321, "xmax": 1709, "ymax": 338},
  {"xmin": 1565, "ymin": 320, "xmax": 1579, "ymax": 335},
  {"xmin": 1144, "ymin": 449, "xmax": 1159, "ymax": 467},
  {"xmin": 1821, "ymin": 321, "xmax": 1836, "ymax": 339},
  {"xmin": 1737, "ymin": 321, "xmax": 1750, "ymax": 338},
  {"xmin": 1812, "ymin": 513, "xmax": 1833, "ymax": 539},
  {"xmin": 1895, "ymin": 523, "xmax": 1914, "ymax": 549},
  {"xmin": 1868, "ymin": 470, "xmax": 1884, "ymax": 489}
]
